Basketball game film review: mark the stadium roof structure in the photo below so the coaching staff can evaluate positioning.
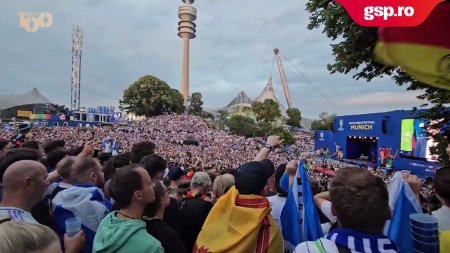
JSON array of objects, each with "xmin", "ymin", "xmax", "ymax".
[
  {"xmin": 225, "ymin": 90, "xmax": 253, "ymax": 110},
  {"xmin": 254, "ymin": 78, "xmax": 288, "ymax": 114},
  {"xmin": 0, "ymin": 88, "xmax": 52, "ymax": 110}
]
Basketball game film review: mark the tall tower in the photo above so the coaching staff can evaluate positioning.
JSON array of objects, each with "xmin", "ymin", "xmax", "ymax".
[
  {"xmin": 71, "ymin": 25, "xmax": 83, "ymax": 110},
  {"xmin": 178, "ymin": 0, "xmax": 197, "ymax": 102}
]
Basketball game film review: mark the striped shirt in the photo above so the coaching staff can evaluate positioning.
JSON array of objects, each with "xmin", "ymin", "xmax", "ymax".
[{"xmin": 0, "ymin": 207, "xmax": 39, "ymax": 224}]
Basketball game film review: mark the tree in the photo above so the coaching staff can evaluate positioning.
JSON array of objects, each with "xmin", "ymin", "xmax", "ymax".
[
  {"xmin": 49, "ymin": 104, "xmax": 69, "ymax": 114},
  {"xmin": 189, "ymin": 92, "xmax": 204, "ymax": 116},
  {"xmin": 286, "ymin": 108, "xmax": 302, "ymax": 127},
  {"xmin": 305, "ymin": 1, "xmax": 449, "ymax": 163},
  {"xmin": 311, "ymin": 112, "xmax": 335, "ymax": 130},
  {"xmin": 201, "ymin": 111, "xmax": 214, "ymax": 120},
  {"xmin": 252, "ymin": 100, "xmax": 281, "ymax": 123},
  {"xmin": 119, "ymin": 75, "xmax": 184, "ymax": 117},
  {"xmin": 227, "ymin": 115, "xmax": 257, "ymax": 137},
  {"xmin": 217, "ymin": 110, "xmax": 229, "ymax": 122},
  {"xmin": 270, "ymin": 127, "xmax": 295, "ymax": 145}
]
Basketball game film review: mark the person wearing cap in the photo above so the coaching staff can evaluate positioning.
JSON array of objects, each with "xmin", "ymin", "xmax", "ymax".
[
  {"xmin": 163, "ymin": 166, "xmax": 185, "ymax": 235},
  {"xmin": 167, "ymin": 167, "xmax": 185, "ymax": 199},
  {"xmin": 194, "ymin": 136, "xmax": 284, "ymax": 253},
  {"xmin": 179, "ymin": 171, "xmax": 213, "ymax": 252}
]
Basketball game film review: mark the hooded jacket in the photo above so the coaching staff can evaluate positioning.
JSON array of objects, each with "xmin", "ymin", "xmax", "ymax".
[{"xmin": 93, "ymin": 211, "xmax": 164, "ymax": 253}]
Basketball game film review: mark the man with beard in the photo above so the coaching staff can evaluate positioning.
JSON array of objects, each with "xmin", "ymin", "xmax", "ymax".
[{"xmin": 52, "ymin": 157, "xmax": 111, "ymax": 253}]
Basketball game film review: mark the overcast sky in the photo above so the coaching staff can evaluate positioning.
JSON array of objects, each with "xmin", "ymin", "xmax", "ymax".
[{"xmin": 0, "ymin": 0, "xmax": 426, "ymax": 118}]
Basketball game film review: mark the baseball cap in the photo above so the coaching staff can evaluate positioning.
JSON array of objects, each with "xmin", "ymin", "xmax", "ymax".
[
  {"xmin": 168, "ymin": 167, "xmax": 185, "ymax": 180},
  {"xmin": 235, "ymin": 159, "xmax": 275, "ymax": 195}
]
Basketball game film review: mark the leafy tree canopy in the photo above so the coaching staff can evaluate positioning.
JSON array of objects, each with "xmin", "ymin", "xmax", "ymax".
[{"xmin": 119, "ymin": 75, "xmax": 184, "ymax": 117}]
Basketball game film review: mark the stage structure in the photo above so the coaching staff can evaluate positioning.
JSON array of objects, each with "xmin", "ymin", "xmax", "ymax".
[{"xmin": 314, "ymin": 109, "xmax": 448, "ymax": 177}]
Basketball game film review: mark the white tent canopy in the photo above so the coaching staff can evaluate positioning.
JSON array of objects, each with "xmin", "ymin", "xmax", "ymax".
[{"xmin": 0, "ymin": 88, "xmax": 52, "ymax": 110}]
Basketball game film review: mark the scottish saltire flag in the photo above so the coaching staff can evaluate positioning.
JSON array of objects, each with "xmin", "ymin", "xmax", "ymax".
[
  {"xmin": 52, "ymin": 185, "xmax": 112, "ymax": 253},
  {"xmin": 280, "ymin": 162, "xmax": 323, "ymax": 250},
  {"xmin": 112, "ymin": 138, "xmax": 120, "ymax": 156},
  {"xmin": 386, "ymin": 172, "xmax": 422, "ymax": 253}
]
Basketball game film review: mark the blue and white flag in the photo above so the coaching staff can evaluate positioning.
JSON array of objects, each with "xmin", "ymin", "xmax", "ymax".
[
  {"xmin": 280, "ymin": 162, "xmax": 323, "ymax": 250},
  {"xmin": 112, "ymin": 138, "xmax": 120, "ymax": 156},
  {"xmin": 386, "ymin": 172, "xmax": 422, "ymax": 253},
  {"xmin": 52, "ymin": 185, "xmax": 112, "ymax": 253}
]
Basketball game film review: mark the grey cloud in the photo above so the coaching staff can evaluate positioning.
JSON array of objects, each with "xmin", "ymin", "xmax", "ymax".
[{"xmin": 0, "ymin": 0, "xmax": 425, "ymax": 119}]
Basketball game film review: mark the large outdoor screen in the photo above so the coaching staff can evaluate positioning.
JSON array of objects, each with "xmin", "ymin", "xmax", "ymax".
[{"xmin": 400, "ymin": 118, "xmax": 442, "ymax": 162}]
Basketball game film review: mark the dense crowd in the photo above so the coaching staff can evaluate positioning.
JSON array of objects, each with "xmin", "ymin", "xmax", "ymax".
[
  {"xmin": 0, "ymin": 115, "xmax": 448, "ymax": 253},
  {"xmin": 1, "ymin": 115, "xmax": 314, "ymax": 171}
]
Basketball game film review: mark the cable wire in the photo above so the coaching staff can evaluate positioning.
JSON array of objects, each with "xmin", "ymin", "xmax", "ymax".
[{"xmin": 281, "ymin": 53, "xmax": 340, "ymax": 114}]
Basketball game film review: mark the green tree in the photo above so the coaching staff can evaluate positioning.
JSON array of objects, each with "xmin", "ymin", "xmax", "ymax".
[
  {"xmin": 270, "ymin": 127, "xmax": 295, "ymax": 145},
  {"xmin": 119, "ymin": 75, "xmax": 184, "ymax": 117},
  {"xmin": 286, "ymin": 108, "xmax": 302, "ymax": 127},
  {"xmin": 217, "ymin": 110, "xmax": 229, "ymax": 122},
  {"xmin": 252, "ymin": 100, "xmax": 281, "ymax": 123},
  {"xmin": 227, "ymin": 115, "xmax": 257, "ymax": 137},
  {"xmin": 189, "ymin": 92, "xmax": 204, "ymax": 116},
  {"xmin": 49, "ymin": 104, "xmax": 69, "ymax": 114},
  {"xmin": 305, "ymin": 0, "xmax": 449, "ymax": 163},
  {"xmin": 311, "ymin": 112, "xmax": 335, "ymax": 130},
  {"xmin": 201, "ymin": 111, "xmax": 214, "ymax": 120}
]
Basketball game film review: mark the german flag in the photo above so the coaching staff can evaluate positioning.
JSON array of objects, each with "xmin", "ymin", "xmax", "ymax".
[{"xmin": 375, "ymin": 2, "xmax": 450, "ymax": 90}]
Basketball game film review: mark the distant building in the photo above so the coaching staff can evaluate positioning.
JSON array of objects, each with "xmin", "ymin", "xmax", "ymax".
[
  {"xmin": 0, "ymin": 88, "xmax": 53, "ymax": 121},
  {"xmin": 205, "ymin": 79, "xmax": 312, "ymax": 129}
]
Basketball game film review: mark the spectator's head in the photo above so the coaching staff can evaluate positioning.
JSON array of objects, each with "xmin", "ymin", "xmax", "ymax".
[
  {"xmin": 190, "ymin": 172, "xmax": 212, "ymax": 195},
  {"xmin": 310, "ymin": 180, "xmax": 321, "ymax": 196},
  {"xmin": 72, "ymin": 157, "xmax": 104, "ymax": 188},
  {"xmin": 103, "ymin": 153, "xmax": 131, "ymax": 182},
  {"xmin": 110, "ymin": 164, "xmax": 155, "ymax": 210},
  {"xmin": 0, "ymin": 138, "xmax": 12, "ymax": 158},
  {"xmin": 46, "ymin": 149, "xmax": 68, "ymax": 170},
  {"xmin": 1, "ymin": 160, "xmax": 49, "ymax": 210},
  {"xmin": 144, "ymin": 180, "xmax": 170, "ymax": 218},
  {"xmin": 212, "ymin": 174, "xmax": 235, "ymax": 198},
  {"xmin": 43, "ymin": 140, "xmax": 65, "ymax": 154},
  {"xmin": 97, "ymin": 152, "xmax": 112, "ymax": 166},
  {"xmin": 274, "ymin": 163, "xmax": 288, "ymax": 197},
  {"xmin": 235, "ymin": 159, "xmax": 275, "ymax": 196},
  {"xmin": 56, "ymin": 156, "xmax": 76, "ymax": 182},
  {"xmin": 434, "ymin": 167, "xmax": 450, "ymax": 207},
  {"xmin": 21, "ymin": 140, "xmax": 39, "ymax": 151},
  {"xmin": 140, "ymin": 154, "xmax": 166, "ymax": 181},
  {"xmin": 130, "ymin": 141, "xmax": 156, "ymax": 163},
  {"xmin": 177, "ymin": 180, "xmax": 191, "ymax": 201},
  {"xmin": 0, "ymin": 218, "xmax": 61, "ymax": 253},
  {"xmin": 0, "ymin": 148, "xmax": 41, "ymax": 183},
  {"xmin": 168, "ymin": 166, "xmax": 185, "ymax": 182},
  {"xmin": 330, "ymin": 168, "xmax": 390, "ymax": 234}
]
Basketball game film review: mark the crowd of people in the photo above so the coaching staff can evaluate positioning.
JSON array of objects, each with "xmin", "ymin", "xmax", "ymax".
[
  {"xmin": 0, "ymin": 114, "xmax": 448, "ymax": 253},
  {"xmin": 1, "ymin": 115, "xmax": 314, "ymax": 172}
]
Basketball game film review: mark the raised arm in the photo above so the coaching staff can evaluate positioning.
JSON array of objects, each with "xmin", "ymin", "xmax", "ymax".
[{"xmin": 254, "ymin": 135, "xmax": 283, "ymax": 161}]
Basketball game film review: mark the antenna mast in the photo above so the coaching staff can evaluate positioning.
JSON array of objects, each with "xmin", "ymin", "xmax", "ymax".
[{"xmin": 274, "ymin": 48, "xmax": 293, "ymax": 109}]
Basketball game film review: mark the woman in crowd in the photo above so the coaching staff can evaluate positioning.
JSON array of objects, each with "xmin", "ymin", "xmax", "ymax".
[{"xmin": 144, "ymin": 181, "xmax": 187, "ymax": 253}]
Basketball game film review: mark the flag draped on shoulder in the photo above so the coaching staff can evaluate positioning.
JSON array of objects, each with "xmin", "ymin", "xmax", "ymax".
[
  {"xmin": 280, "ymin": 163, "xmax": 323, "ymax": 251},
  {"xmin": 194, "ymin": 186, "xmax": 283, "ymax": 253},
  {"xmin": 386, "ymin": 172, "xmax": 423, "ymax": 253}
]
